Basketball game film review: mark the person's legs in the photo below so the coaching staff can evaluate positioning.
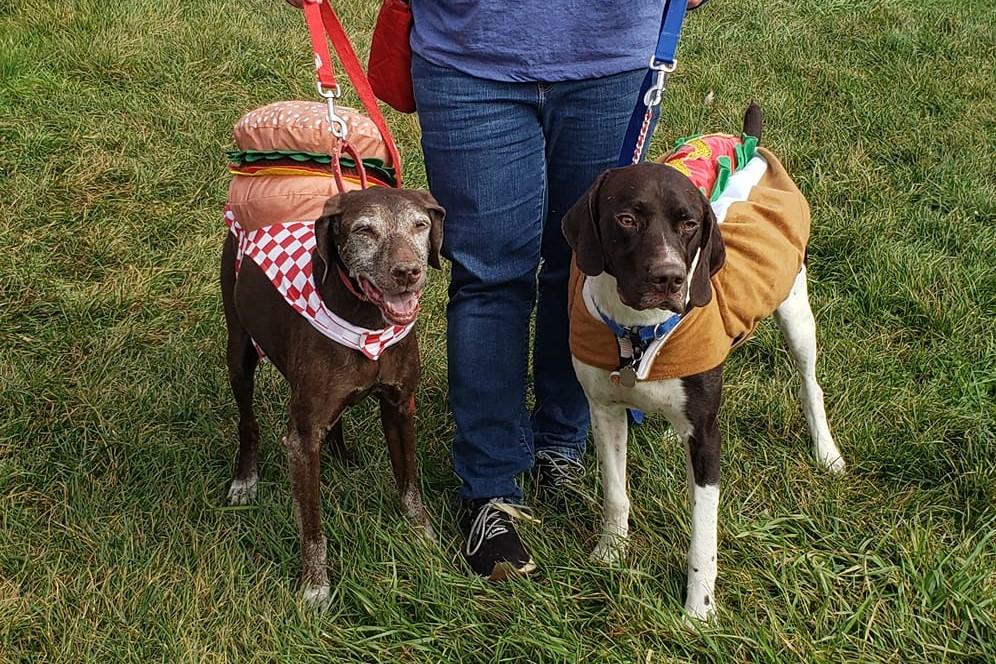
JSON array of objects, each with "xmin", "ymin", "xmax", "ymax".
[
  {"xmin": 412, "ymin": 54, "xmax": 545, "ymax": 504},
  {"xmin": 531, "ymin": 69, "xmax": 658, "ymax": 461}
]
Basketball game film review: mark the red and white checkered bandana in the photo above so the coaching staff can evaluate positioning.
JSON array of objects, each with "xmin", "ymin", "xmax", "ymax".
[{"xmin": 225, "ymin": 209, "xmax": 413, "ymax": 360}]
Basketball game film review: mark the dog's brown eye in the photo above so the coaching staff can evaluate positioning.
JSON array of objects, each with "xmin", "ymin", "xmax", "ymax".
[
  {"xmin": 354, "ymin": 225, "xmax": 379, "ymax": 238},
  {"xmin": 414, "ymin": 219, "xmax": 431, "ymax": 231},
  {"xmin": 616, "ymin": 214, "xmax": 637, "ymax": 228},
  {"xmin": 681, "ymin": 219, "xmax": 698, "ymax": 233}
]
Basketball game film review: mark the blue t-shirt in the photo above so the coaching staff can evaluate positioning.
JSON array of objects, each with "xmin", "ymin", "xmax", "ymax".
[{"xmin": 410, "ymin": 1, "xmax": 666, "ymax": 83}]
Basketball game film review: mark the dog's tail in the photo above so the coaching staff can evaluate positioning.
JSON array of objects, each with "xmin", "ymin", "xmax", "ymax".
[{"xmin": 742, "ymin": 103, "xmax": 762, "ymax": 144}]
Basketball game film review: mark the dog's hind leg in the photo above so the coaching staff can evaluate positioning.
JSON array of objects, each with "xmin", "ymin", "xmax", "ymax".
[
  {"xmin": 380, "ymin": 394, "xmax": 435, "ymax": 542},
  {"xmin": 225, "ymin": 326, "xmax": 262, "ymax": 505},
  {"xmin": 324, "ymin": 419, "xmax": 353, "ymax": 466},
  {"xmin": 774, "ymin": 266, "xmax": 845, "ymax": 472},
  {"xmin": 589, "ymin": 402, "xmax": 630, "ymax": 564},
  {"xmin": 221, "ymin": 237, "xmax": 262, "ymax": 505}
]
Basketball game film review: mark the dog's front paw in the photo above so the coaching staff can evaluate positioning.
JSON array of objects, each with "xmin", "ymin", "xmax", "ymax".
[
  {"xmin": 226, "ymin": 474, "xmax": 258, "ymax": 505},
  {"xmin": 408, "ymin": 509, "xmax": 437, "ymax": 544},
  {"xmin": 401, "ymin": 492, "xmax": 436, "ymax": 543},
  {"xmin": 684, "ymin": 585, "xmax": 717, "ymax": 622},
  {"xmin": 591, "ymin": 533, "xmax": 628, "ymax": 565},
  {"xmin": 819, "ymin": 451, "xmax": 846, "ymax": 473},
  {"xmin": 812, "ymin": 434, "xmax": 846, "ymax": 473},
  {"xmin": 300, "ymin": 583, "xmax": 331, "ymax": 611},
  {"xmin": 420, "ymin": 520, "xmax": 437, "ymax": 543}
]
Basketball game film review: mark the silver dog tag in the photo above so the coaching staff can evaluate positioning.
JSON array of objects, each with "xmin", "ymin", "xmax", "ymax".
[{"xmin": 619, "ymin": 365, "xmax": 638, "ymax": 388}]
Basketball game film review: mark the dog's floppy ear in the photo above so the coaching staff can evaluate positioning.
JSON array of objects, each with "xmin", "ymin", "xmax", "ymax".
[
  {"xmin": 410, "ymin": 189, "xmax": 445, "ymax": 269},
  {"xmin": 687, "ymin": 198, "xmax": 726, "ymax": 309},
  {"xmin": 314, "ymin": 193, "xmax": 346, "ymax": 284},
  {"xmin": 562, "ymin": 171, "xmax": 608, "ymax": 276}
]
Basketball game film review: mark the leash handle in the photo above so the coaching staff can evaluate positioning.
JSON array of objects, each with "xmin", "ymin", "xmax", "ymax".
[
  {"xmin": 303, "ymin": 1, "xmax": 403, "ymax": 187},
  {"xmin": 329, "ymin": 139, "xmax": 370, "ymax": 193},
  {"xmin": 618, "ymin": 0, "xmax": 689, "ymax": 166}
]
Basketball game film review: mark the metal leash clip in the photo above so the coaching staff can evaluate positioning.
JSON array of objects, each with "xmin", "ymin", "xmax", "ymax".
[
  {"xmin": 316, "ymin": 81, "xmax": 349, "ymax": 139},
  {"xmin": 643, "ymin": 58, "xmax": 677, "ymax": 108}
]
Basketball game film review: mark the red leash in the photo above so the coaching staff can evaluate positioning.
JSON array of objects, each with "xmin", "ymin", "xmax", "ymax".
[
  {"xmin": 329, "ymin": 140, "xmax": 369, "ymax": 193},
  {"xmin": 302, "ymin": 1, "xmax": 403, "ymax": 188}
]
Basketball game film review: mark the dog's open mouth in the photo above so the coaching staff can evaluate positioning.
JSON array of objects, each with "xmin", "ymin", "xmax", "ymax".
[{"xmin": 359, "ymin": 278, "xmax": 422, "ymax": 326}]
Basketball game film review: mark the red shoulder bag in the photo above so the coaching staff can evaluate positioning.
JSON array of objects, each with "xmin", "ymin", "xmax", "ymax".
[{"xmin": 367, "ymin": 0, "xmax": 416, "ymax": 114}]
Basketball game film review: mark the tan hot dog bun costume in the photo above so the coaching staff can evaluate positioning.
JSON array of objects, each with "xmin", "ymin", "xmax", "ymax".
[{"xmin": 568, "ymin": 134, "xmax": 810, "ymax": 381}]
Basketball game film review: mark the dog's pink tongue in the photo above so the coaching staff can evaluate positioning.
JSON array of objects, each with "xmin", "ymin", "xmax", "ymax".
[{"xmin": 383, "ymin": 291, "xmax": 420, "ymax": 318}]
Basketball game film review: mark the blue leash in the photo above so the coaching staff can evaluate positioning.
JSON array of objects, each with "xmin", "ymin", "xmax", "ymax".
[
  {"xmin": 617, "ymin": 0, "xmax": 690, "ymax": 167},
  {"xmin": 616, "ymin": 0, "xmax": 690, "ymax": 425}
]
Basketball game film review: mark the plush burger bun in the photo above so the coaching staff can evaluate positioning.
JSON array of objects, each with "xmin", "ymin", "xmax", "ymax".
[
  {"xmin": 227, "ymin": 101, "xmax": 393, "ymax": 232},
  {"xmin": 233, "ymin": 100, "xmax": 390, "ymax": 162}
]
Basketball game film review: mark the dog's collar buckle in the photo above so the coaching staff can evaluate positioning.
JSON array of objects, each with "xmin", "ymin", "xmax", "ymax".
[{"xmin": 593, "ymin": 302, "xmax": 683, "ymax": 388}]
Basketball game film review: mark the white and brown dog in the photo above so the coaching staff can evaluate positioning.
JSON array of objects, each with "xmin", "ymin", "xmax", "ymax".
[{"xmin": 562, "ymin": 104, "xmax": 845, "ymax": 620}]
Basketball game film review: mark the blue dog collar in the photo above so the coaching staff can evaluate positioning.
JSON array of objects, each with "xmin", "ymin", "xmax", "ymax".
[{"xmin": 594, "ymin": 305, "xmax": 683, "ymax": 344}]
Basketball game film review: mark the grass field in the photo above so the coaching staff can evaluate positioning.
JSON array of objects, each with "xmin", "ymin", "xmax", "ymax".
[{"xmin": 2, "ymin": 0, "xmax": 995, "ymax": 661}]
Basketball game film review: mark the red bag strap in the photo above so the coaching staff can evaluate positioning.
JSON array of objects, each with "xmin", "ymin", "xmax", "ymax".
[{"xmin": 302, "ymin": 2, "xmax": 403, "ymax": 187}]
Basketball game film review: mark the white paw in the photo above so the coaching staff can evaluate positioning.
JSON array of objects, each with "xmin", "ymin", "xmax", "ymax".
[
  {"xmin": 591, "ymin": 533, "xmax": 627, "ymax": 565},
  {"xmin": 817, "ymin": 449, "xmax": 846, "ymax": 473},
  {"xmin": 301, "ymin": 583, "xmax": 331, "ymax": 611},
  {"xmin": 226, "ymin": 475, "xmax": 258, "ymax": 505},
  {"xmin": 684, "ymin": 588, "xmax": 717, "ymax": 622}
]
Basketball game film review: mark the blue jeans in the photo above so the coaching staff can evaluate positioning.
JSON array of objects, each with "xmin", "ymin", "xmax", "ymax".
[{"xmin": 412, "ymin": 54, "xmax": 655, "ymax": 502}]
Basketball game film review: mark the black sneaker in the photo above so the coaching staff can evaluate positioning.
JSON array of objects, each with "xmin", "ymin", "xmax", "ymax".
[
  {"xmin": 462, "ymin": 498, "xmax": 538, "ymax": 580},
  {"xmin": 533, "ymin": 449, "xmax": 585, "ymax": 502}
]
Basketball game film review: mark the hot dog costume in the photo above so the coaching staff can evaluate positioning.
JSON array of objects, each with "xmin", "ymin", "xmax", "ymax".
[{"xmin": 568, "ymin": 134, "xmax": 811, "ymax": 381}]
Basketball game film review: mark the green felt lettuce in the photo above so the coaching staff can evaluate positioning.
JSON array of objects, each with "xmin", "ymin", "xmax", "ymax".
[
  {"xmin": 668, "ymin": 133, "xmax": 760, "ymax": 202},
  {"xmin": 711, "ymin": 155, "xmax": 733, "ymax": 202},
  {"xmin": 735, "ymin": 133, "xmax": 759, "ymax": 169},
  {"xmin": 226, "ymin": 149, "xmax": 396, "ymax": 185}
]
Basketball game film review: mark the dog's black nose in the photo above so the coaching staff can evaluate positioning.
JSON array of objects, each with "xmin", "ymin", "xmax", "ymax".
[
  {"xmin": 649, "ymin": 264, "xmax": 685, "ymax": 294},
  {"xmin": 391, "ymin": 263, "xmax": 423, "ymax": 287}
]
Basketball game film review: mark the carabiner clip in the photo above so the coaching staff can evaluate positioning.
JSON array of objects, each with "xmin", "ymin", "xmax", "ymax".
[
  {"xmin": 316, "ymin": 82, "xmax": 348, "ymax": 140},
  {"xmin": 643, "ymin": 58, "xmax": 677, "ymax": 108}
]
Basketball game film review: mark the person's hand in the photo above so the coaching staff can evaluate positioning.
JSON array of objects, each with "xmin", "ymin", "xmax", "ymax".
[
  {"xmin": 687, "ymin": 0, "xmax": 707, "ymax": 8},
  {"xmin": 284, "ymin": 0, "xmax": 320, "ymax": 8}
]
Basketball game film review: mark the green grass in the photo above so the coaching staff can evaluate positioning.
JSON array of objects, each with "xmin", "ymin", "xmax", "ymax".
[{"xmin": 1, "ymin": 0, "xmax": 994, "ymax": 661}]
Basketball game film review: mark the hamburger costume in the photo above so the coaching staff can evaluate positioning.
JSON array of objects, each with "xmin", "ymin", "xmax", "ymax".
[{"xmin": 224, "ymin": 101, "xmax": 409, "ymax": 361}]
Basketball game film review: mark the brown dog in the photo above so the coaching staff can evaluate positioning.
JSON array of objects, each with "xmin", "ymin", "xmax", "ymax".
[{"xmin": 220, "ymin": 187, "xmax": 444, "ymax": 608}]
